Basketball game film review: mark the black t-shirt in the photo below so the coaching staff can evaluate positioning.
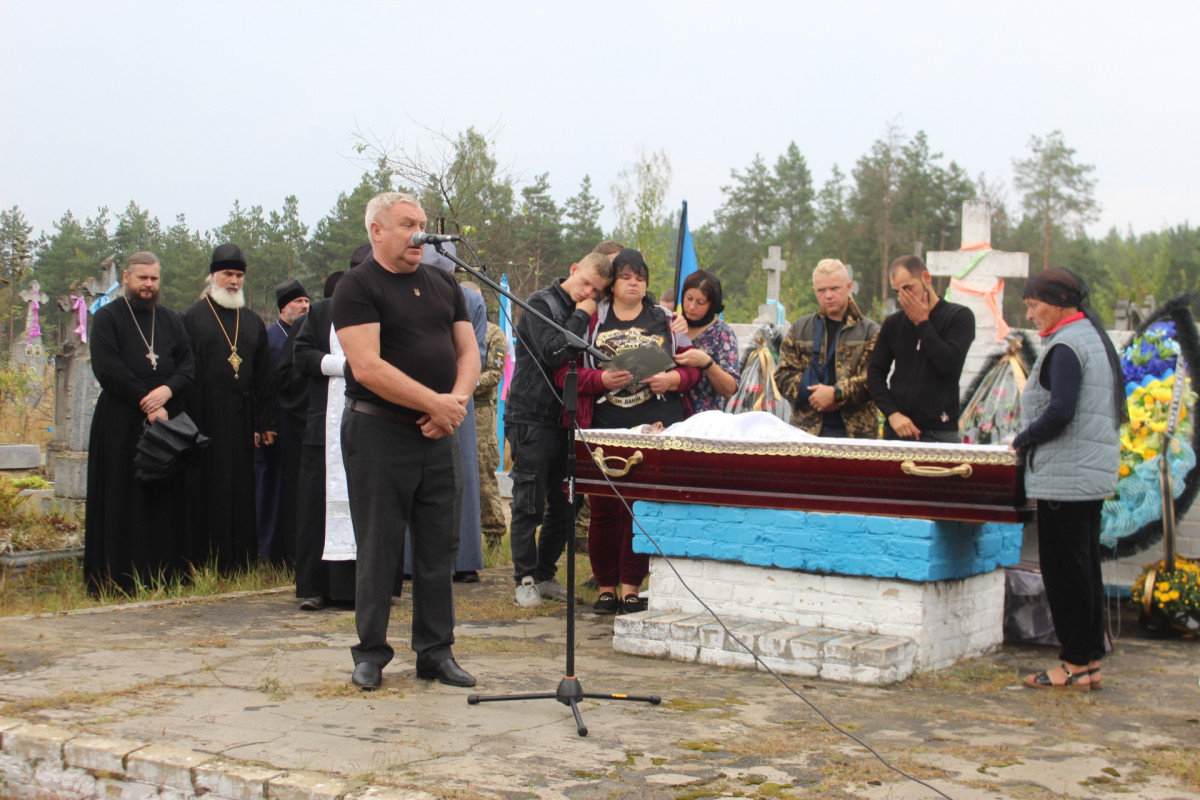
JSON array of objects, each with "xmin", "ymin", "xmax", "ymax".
[
  {"xmin": 330, "ymin": 258, "xmax": 468, "ymax": 417},
  {"xmin": 591, "ymin": 303, "xmax": 687, "ymax": 429}
]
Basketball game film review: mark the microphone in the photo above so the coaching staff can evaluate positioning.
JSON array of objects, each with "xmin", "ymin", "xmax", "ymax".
[{"xmin": 411, "ymin": 232, "xmax": 461, "ymax": 245}]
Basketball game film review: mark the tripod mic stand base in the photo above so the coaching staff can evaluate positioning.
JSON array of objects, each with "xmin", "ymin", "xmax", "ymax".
[{"xmin": 467, "ymin": 676, "xmax": 661, "ymax": 738}]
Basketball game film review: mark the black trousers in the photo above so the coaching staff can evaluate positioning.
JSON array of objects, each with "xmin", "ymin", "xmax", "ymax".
[
  {"xmin": 1037, "ymin": 498, "xmax": 1106, "ymax": 665},
  {"xmin": 342, "ymin": 412, "xmax": 461, "ymax": 669},
  {"xmin": 506, "ymin": 422, "xmax": 577, "ymax": 586}
]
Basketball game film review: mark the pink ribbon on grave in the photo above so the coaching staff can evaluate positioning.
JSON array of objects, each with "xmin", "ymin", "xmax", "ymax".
[
  {"xmin": 25, "ymin": 303, "xmax": 41, "ymax": 346},
  {"xmin": 71, "ymin": 295, "xmax": 88, "ymax": 343},
  {"xmin": 949, "ymin": 277, "xmax": 1010, "ymax": 340}
]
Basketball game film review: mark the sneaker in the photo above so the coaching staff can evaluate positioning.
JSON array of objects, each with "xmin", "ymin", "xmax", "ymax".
[
  {"xmin": 515, "ymin": 576, "xmax": 543, "ymax": 608},
  {"xmin": 620, "ymin": 593, "xmax": 647, "ymax": 614},
  {"xmin": 535, "ymin": 578, "xmax": 579, "ymax": 603},
  {"xmin": 593, "ymin": 591, "xmax": 619, "ymax": 615}
]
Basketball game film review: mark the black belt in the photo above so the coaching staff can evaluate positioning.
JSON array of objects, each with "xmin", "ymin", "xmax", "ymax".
[{"xmin": 346, "ymin": 398, "xmax": 420, "ymax": 425}]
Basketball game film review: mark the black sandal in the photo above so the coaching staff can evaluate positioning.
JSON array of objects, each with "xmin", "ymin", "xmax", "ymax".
[{"xmin": 1023, "ymin": 663, "xmax": 1092, "ymax": 691}]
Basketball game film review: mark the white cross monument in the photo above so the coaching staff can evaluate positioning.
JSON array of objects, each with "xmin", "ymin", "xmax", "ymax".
[
  {"xmin": 754, "ymin": 246, "xmax": 787, "ymax": 325},
  {"xmin": 926, "ymin": 201, "xmax": 1029, "ymax": 395}
]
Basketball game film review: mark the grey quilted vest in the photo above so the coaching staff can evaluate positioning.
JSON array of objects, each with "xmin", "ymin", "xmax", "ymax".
[{"xmin": 1021, "ymin": 319, "xmax": 1121, "ymax": 500}]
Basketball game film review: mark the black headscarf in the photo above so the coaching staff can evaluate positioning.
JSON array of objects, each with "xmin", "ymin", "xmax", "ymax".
[{"xmin": 1024, "ymin": 267, "xmax": 1128, "ymax": 425}]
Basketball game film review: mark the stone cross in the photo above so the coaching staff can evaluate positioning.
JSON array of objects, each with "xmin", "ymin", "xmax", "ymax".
[
  {"xmin": 12, "ymin": 281, "xmax": 49, "ymax": 372},
  {"xmin": 19, "ymin": 281, "xmax": 48, "ymax": 337},
  {"xmin": 927, "ymin": 200, "xmax": 1029, "ymax": 393},
  {"xmin": 754, "ymin": 246, "xmax": 787, "ymax": 325}
]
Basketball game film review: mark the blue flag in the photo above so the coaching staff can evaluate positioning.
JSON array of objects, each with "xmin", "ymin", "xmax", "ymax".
[{"xmin": 672, "ymin": 200, "xmax": 698, "ymax": 312}]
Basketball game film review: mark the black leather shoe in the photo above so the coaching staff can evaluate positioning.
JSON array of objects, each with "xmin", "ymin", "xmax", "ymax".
[
  {"xmin": 416, "ymin": 658, "xmax": 476, "ymax": 687},
  {"xmin": 453, "ymin": 571, "xmax": 480, "ymax": 583},
  {"xmin": 298, "ymin": 596, "xmax": 327, "ymax": 611},
  {"xmin": 351, "ymin": 662, "xmax": 382, "ymax": 690}
]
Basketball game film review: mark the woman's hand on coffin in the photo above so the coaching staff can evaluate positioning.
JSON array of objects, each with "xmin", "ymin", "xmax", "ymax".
[
  {"xmin": 645, "ymin": 370, "xmax": 681, "ymax": 394},
  {"xmin": 602, "ymin": 369, "xmax": 634, "ymax": 390},
  {"xmin": 807, "ymin": 383, "xmax": 838, "ymax": 412}
]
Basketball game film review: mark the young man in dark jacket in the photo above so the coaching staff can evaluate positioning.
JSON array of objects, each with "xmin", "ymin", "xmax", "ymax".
[
  {"xmin": 504, "ymin": 252, "xmax": 613, "ymax": 608},
  {"xmin": 868, "ymin": 254, "xmax": 975, "ymax": 443}
]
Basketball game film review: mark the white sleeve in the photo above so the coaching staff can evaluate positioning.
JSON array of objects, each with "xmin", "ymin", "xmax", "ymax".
[{"xmin": 320, "ymin": 354, "xmax": 346, "ymax": 377}]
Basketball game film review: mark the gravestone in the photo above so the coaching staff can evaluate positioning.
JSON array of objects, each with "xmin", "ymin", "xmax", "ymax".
[
  {"xmin": 753, "ymin": 246, "xmax": 787, "ymax": 326},
  {"xmin": 45, "ymin": 281, "xmax": 102, "ymax": 499},
  {"xmin": 11, "ymin": 281, "xmax": 48, "ymax": 374},
  {"xmin": 926, "ymin": 201, "xmax": 1029, "ymax": 394}
]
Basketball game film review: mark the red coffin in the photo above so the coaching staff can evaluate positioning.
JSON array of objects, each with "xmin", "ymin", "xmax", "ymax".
[{"xmin": 574, "ymin": 430, "xmax": 1033, "ymax": 525}]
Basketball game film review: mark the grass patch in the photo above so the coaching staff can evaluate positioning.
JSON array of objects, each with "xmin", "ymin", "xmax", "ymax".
[
  {"xmin": 0, "ymin": 477, "xmax": 82, "ymax": 553},
  {"xmin": 903, "ymin": 656, "xmax": 1015, "ymax": 693},
  {"xmin": 0, "ymin": 557, "xmax": 295, "ymax": 617},
  {"xmin": 1138, "ymin": 746, "xmax": 1200, "ymax": 792}
]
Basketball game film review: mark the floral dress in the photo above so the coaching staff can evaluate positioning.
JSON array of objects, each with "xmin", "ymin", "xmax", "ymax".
[{"xmin": 686, "ymin": 318, "xmax": 741, "ymax": 412}]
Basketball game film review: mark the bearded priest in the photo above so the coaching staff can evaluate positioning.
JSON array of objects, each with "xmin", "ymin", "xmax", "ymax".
[
  {"xmin": 85, "ymin": 251, "xmax": 196, "ymax": 594},
  {"xmin": 180, "ymin": 243, "xmax": 277, "ymax": 572}
]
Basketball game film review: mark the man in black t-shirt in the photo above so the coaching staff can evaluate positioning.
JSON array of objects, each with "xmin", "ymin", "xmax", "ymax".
[
  {"xmin": 867, "ymin": 254, "xmax": 975, "ymax": 442},
  {"xmin": 331, "ymin": 192, "xmax": 480, "ymax": 691}
]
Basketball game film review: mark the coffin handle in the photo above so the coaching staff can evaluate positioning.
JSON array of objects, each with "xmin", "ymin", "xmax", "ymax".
[
  {"xmin": 591, "ymin": 447, "xmax": 644, "ymax": 478},
  {"xmin": 901, "ymin": 460, "xmax": 973, "ymax": 479}
]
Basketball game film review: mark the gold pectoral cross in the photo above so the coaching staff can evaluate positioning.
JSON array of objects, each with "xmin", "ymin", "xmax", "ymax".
[{"xmin": 228, "ymin": 346, "xmax": 243, "ymax": 379}]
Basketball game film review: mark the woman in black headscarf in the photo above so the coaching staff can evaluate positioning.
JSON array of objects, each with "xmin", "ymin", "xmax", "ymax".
[{"xmin": 1013, "ymin": 267, "xmax": 1126, "ymax": 691}]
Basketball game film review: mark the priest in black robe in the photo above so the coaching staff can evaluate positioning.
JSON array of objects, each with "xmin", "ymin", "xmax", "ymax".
[
  {"xmin": 254, "ymin": 278, "xmax": 310, "ymax": 563},
  {"xmin": 85, "ymin": 252, "xmax": 195, "ymax": 594},
  {"xmin": 180, "ymin": 243, "xmax": 277, "ymax": 572}
]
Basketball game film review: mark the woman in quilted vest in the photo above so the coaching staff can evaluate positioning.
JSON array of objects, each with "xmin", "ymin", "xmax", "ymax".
[{"xmin": 1013, "ymin": 267, "xmax": 1126, "ymax": 691}]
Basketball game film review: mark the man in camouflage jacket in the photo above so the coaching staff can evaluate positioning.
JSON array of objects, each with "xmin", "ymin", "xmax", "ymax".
[{"xmin": 775, "ymin": 259, "xmax": 880, "ymax": 438}]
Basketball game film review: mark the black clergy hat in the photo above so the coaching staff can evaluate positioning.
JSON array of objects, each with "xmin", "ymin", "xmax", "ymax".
[
  {"xmin": 349, "ymin": 243, "xmax": 373, "ymax": 268},
  {"xmin": 210, "ymin": 243, "xmax": 247, "ymax": 273},
  {"xmin": 275, "ymin": 279, "xmax": 309, "ymax": 310}
]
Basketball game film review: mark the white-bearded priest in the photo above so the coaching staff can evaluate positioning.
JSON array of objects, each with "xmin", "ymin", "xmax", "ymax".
[{"xmin": 181, "ymin": 243, "xmax": 277, "ymax": 572}]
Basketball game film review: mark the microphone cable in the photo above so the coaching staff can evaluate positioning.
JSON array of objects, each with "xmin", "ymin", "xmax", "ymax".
[
  {"xmin": 477, "ymin": 263, "xmax": 954, "ymax": 799},
  {"xmin": 571, "ymin": 425, "xmax": 957, "ymax": 800}
]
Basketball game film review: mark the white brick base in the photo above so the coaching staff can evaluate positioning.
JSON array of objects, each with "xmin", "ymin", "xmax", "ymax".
[{"xmin": 613, "ymin": 557, "xmax": 1006, "ymax": 683}]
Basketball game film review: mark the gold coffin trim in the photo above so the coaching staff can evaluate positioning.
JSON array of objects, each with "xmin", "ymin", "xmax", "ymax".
[
  {"xmin": 577, "ymin": 430, "xmax": 1019, "ymax": 466},
  {"xmin": 591, "ymin": 447, "xmax": 644, "ymax": 478}
]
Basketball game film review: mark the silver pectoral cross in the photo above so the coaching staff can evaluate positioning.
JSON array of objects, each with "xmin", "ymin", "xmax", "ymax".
[{"xmin": 147, "ymin": 348, "xmax": 159, "ymax": 370}]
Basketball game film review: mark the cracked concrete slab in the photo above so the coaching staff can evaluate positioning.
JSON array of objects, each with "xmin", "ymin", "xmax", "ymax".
[{"xmin": 1, "ymin": 572, "xmax": 1198, "ymax": 799}]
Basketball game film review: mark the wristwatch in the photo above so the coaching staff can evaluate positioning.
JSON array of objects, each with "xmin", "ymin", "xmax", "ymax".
[{"xmin": 833, "ymin": 385, "xmax": 844, "ymax": 405}]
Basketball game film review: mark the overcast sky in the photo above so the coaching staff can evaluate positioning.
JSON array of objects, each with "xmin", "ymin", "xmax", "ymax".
[{"xmin": 3, "ymin": 0, "xmax": 1197, "ymax": 250}]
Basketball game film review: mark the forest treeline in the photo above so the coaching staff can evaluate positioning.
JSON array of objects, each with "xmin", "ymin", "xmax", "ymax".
[{"xmin": 0, "ymin": 124, "xmax": 1197, "ymax": 351}]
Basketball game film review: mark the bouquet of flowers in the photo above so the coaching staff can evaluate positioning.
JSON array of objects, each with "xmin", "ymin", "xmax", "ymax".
[
  {"xmin": 1130, "ymin": 556, "xmax": 1200, "ymax": 636},
  {"xmin": 1101, "ymin": 322, "xmax": 1197, "ymax": 549}
]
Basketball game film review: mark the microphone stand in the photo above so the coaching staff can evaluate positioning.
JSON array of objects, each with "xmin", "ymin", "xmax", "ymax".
[{"xmin": 432, "ymin": 242, "xmax": 661, "ymax": 737}]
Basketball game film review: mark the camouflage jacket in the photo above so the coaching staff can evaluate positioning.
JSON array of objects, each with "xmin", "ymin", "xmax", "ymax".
[
  {"xmin": 475, "ymin": 321, "xmax": 507, "ymax": 404},
  {"xmin": 774, "ymin": 298, "xmax": 881, "ymax": 438}
]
